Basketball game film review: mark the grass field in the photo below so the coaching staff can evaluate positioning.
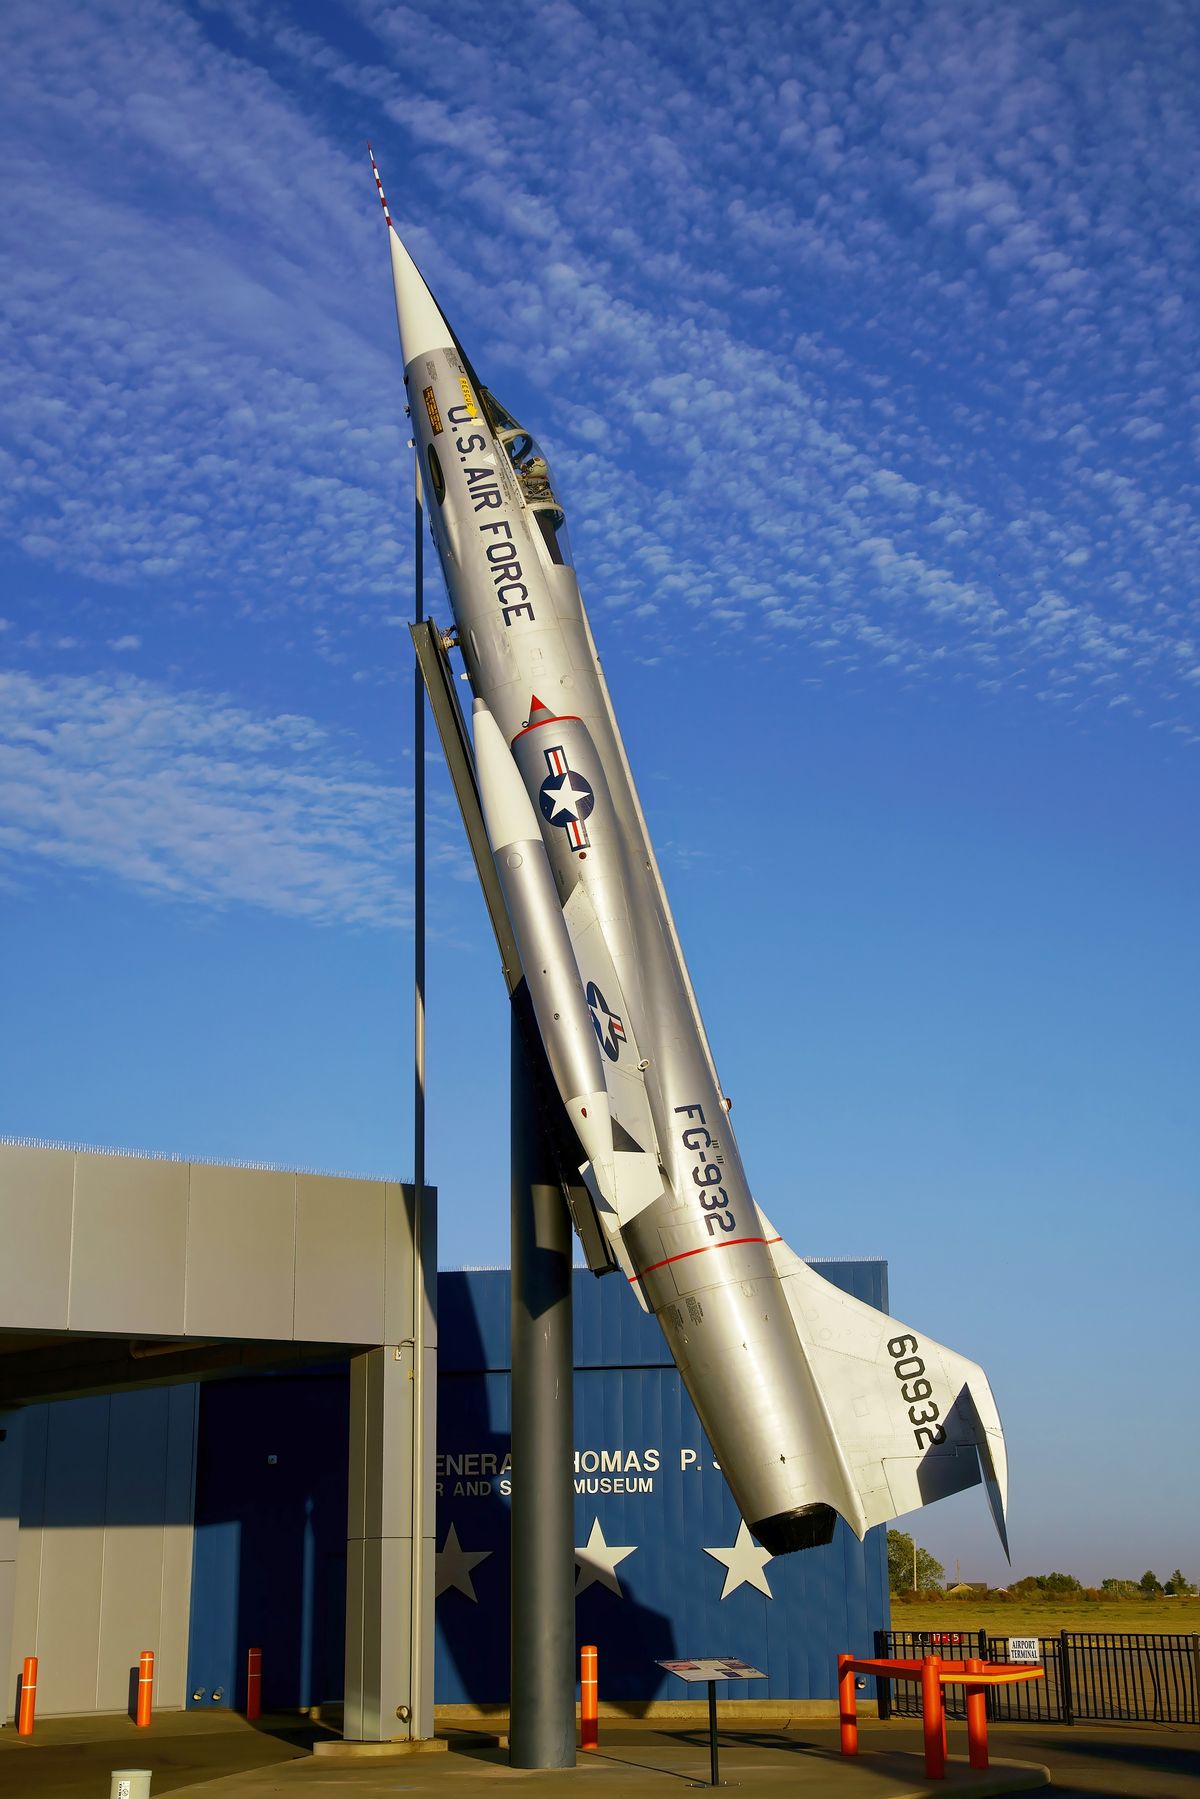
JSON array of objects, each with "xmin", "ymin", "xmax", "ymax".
[{"xmin": 891, "ymin": 1597, "xmax": 1200, "ymax": 1635}]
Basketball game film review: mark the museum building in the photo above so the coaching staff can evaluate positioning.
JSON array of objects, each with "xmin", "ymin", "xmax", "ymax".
[{"xmin": 0, "ymin": 1142, "xmax": 888, "ymax": 1719}]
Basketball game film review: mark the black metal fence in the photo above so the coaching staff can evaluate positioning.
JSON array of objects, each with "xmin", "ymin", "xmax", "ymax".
[{"xmin": 874, "ymin": 1628, "xmax": 1200, "ymax": 1726}]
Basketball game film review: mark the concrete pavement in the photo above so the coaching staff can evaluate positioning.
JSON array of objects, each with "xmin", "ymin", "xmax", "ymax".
[
  {"xmin": 1, "ymin": 1709, "xmax": 1049, "ymax": 1798},
  {"xmin": 6, "ymin": 1708, "xmax": 1196, "ymax": 1798}
]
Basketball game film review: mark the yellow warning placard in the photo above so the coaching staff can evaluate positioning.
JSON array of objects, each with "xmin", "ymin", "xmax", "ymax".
[{"xmin": 422, "ymin": 385, "xmax": 443, "ymax": 435}]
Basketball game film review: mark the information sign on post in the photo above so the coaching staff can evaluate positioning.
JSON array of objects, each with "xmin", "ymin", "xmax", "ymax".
[
  {"xmin": 1007, "ymin": 1637, "xmax": 1042, "ymax": 1664},
  {"xmin": 657, "ymin": 1658, "xmax": 766, "ymax": 1787}
]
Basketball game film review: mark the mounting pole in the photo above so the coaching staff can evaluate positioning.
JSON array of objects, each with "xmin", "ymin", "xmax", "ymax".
[
  {"xmin": 407, "ymin": 619, "xmax": 579, "ymax": 1767},
  {"xmin": 508, "ymin": 1005, "xmax": 575, "ymax": 1768},
  {"xmin": 408, "ymin": 456, "xmax": 432, "ymax": 1740},
  {"xmin": 341, "ymin": 473, "xmax": 437, "ymax": 1748}
]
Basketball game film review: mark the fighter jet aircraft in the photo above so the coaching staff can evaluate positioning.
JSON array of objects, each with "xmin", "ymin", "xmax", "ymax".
[{"xmin": 371, "ymin": 149, "xmax": 1008, "ymax": 1557}]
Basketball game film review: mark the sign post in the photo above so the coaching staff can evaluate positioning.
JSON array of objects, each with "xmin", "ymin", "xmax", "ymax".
[{"xmin": 657, "ymin": 1658, "xmax": 766, "ymax": 1788}]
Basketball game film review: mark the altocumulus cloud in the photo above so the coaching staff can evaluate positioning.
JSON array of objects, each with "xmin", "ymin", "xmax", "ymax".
[
  {"xmin": 1, "ymin": 0, "xmax": 1197, "ymax": 737},
  {"xmin": 0, "ymin": 671, "xmax": 411, "ymax": 926}
]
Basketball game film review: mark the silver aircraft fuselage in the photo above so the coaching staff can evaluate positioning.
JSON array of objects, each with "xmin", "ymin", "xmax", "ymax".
[{"xmin": 373, "ymin": 154, "xmax": 1009, "ymax": 1558}]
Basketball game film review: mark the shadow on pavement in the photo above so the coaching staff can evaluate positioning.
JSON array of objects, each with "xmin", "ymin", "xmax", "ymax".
[
  {"xmin": 244, "ymin": 1715, "xmax": 335, "ymax": 1752},
  {"xmin": 435, "ymin": 1732, "xmax": 511, "ymax": 1766},
  {"xmin": 583, "ymin": 1745, "xmax": 698, "ymax": 1786},
  {"xmin": 667, "ymin": 1725, "xmax": 828, "ymax": 1756}
]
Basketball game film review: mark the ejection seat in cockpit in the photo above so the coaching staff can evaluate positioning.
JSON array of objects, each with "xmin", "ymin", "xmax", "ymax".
[{"xmin": 480, "ymin": 387, "xmax": 574, "ymax": 567}]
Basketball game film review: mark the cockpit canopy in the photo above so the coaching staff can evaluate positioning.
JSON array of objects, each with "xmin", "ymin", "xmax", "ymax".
[{"xmin": 480, "ymin": 387, "xmax": 573, "ymax": 568}]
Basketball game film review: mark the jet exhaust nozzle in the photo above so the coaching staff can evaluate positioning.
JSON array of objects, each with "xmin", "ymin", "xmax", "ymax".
[{"xmin": 752, "ymin": 1505, "xmax": 839, "ymax": 1555}]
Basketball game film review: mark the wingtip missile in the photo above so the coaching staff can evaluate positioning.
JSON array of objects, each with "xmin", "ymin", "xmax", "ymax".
[
  {"xmin": 472, "ymin": 698, "xmax": 617, "ymax": 1187},
  {"xmin": 473, "ymin": 698, "xmax": 539, "ymax": 850}
]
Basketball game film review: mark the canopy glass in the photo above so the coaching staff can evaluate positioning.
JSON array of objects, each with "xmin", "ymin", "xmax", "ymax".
[{"xmin": 480, "ymin": 387, "xmax": 574, "ymax": 567}]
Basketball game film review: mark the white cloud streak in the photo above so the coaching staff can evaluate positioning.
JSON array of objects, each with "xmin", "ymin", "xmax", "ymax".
[
  {"xmin": 0, "ymin": 0, "xmax": 1197, "ymax": 738},
  {"xmin": 0, "ymin": 669, "xmax": 412, "ymax": 925}
]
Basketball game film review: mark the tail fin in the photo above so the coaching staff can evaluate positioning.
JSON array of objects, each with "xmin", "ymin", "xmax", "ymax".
[{"xmin": 764, "ymin": 1222, "xmax": 1009, "ymax": 1555}]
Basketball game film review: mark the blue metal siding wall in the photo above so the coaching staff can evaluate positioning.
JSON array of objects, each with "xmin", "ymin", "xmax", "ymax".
[
  {"xmin": 187, "ymin": 1374, "xmax": 349, "ymax": 1712},
  {"xmin": 188, "ymin": 1262, "xmax": 890, "ymax": 1708},
  {"xmin": 433, "ymin": 1364, "xmax": 886, "ymax": 1704}
]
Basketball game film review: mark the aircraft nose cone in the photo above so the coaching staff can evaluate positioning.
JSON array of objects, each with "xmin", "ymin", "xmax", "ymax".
[
  {"xmin": 370, "ymin": 148, "xmax": 453, "ymax": 369},
  {"xmin": 386, "ymin": 225, "xmax": 453, "ymax": 368}
]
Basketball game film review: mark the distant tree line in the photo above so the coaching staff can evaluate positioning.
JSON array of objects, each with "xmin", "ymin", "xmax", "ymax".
[{"xmin": 886, "ymin": 1533, "xmax": 1196, "ymax": 1600}]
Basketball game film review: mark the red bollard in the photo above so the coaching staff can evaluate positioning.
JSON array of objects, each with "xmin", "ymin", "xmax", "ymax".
[
  {"xmin": 136, "ymin": 1650, "xmax": 155, "ymax": 1727},
  {"xmin": 921, "ymin": 1656, "xmax": 945, "ymax": 1780},
  {"xmin": 838, "ymin": 1653, "xmax": 858, "ymax": 1755},
  {"xmin": 965, "ymin": 1659, "xmax": 989, "ymax": 1769},
  {"xmin": 17, "ymin": 1657, "xmax": 37, "ymax": 1736},
  {"xmin": 580, "ymin": 1644, "xmax": 598, "ymax": 1750},
  {"xmin": 246, "ymin": 1647, "xmax": 262, "ymax": 1722}
]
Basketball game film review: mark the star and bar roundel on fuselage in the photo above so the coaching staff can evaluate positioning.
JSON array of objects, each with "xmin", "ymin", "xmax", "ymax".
[
  {"xmin": 538, "ymin": 743, "xmax": 595, "ymax": 849},
  {"xmin": 585, "ymin": 981, "xmax": 627, "ymax": 1062}
]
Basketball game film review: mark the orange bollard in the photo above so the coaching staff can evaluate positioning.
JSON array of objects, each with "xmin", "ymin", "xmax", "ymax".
[
  {"xmin": 246, "ymin": 1647, "xmax": 262, "ymax": 1722},
  {"xmin": 135, "ymin": 1650, "xmax": 154, "ymax": 1727},
  {"xmin": 17, "ymin": 1657, "xmax": 37, "ymax": 1736},
  {"xmin": 580, "ymin": 1644, "xmax": 598, "ymax": 1750},
  {"xmin": 838, "ymin": 1653, "xmax": 858, "ymax": 1755},
  {"xmin": 965, "ymin": 1659, "xmax": 989, "ymax": 1769},
  {"xmin": 921, "ymin": 1656, "xmax": 945, "ymax": 1780}
]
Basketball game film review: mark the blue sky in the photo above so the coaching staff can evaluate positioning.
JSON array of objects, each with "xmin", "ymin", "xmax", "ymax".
[{"xmin": 1, "ymin": 0, "xmax": 1196, "ymax": 1587}]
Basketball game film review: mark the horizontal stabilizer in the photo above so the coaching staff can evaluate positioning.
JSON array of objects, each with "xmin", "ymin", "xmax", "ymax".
[
  {"xmin": 761, "ymin": 1220, "xmax": 1009, "ymax": 1555},
  {"xmin": 579, "ymin": 1151, "xmax": 664, "ymax": 1229}
]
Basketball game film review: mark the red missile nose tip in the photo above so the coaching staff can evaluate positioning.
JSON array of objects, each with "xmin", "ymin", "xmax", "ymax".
[{"xmin": 529, "ymin": 693, "xmax": 548, "ymax": 714}]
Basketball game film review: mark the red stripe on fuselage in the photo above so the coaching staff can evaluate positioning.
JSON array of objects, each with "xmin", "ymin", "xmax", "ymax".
[
  {"xmin": 511, "ymin": 713, "xmax": 581, "ymax": 742},
  {"xmin": 630, "ymin": 1235, "xmax": 783, "ymax": 1283}
]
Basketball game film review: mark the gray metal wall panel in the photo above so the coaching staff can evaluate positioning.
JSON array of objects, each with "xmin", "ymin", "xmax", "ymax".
[
  {"xmin": 0, "ymin": 1144, "xmax": 74, "ymax": 1328},
  {"xmin": 184, "ymin": 1166, "xmax": 297, "ymax": 1340},
  {"xmin": 7, "ymin": 1388, "xmax": 198, "ymax": 1716},
  {"xmin": 68, "ymin": 1156, "xmax": 189, "ymax": 1337},
  {"xmin": 97, "ymin": 1391, "xmax": 169, "ymax": 1711},
  {"xmin": 0, "ymin": 1412, "xmax": 23, "ymax": 1726},
  {"xmin": 0, "ymin": 1145, "xmax": 398, "ymax": 1347},
  {"xmin": 9, "ymin": 1404, "xmax": 47, "ymax": 1720},
  {"xmin": 37, "ymin": 1397, "xmax": 109, "ymax": 1711},
  {"xmin": 383, "ymin": 1183, "xmax": 407, "ymax": 1347},
  {"xmin": 294, "ymin": 1175, "xmax": 385, "ymax": 1344},
  {"xmin": 342, "ymin": 1536, "xmax": 367, "ymax": 1739},
  {"xmin": 383, "ymin": 1183, "xmax": 436, "ymax": 1350}
]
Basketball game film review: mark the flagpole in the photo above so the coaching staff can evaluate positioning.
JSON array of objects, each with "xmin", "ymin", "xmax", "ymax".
[{"xmin": 410, "ymin": 454, "xmax": 429, "ymax": 1738}]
